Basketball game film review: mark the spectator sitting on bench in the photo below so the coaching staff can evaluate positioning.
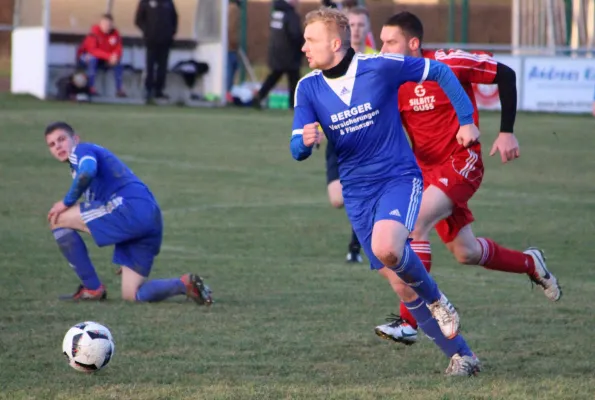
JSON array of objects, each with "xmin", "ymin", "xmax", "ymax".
[{"xmin": 76, "ymin": 14, "xmax": 126, "ymax": 97}]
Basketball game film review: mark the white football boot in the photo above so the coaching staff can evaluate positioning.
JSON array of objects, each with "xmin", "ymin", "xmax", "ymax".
[
  {"xmin": 524, "ymin": 247, "xmax": 562, "ymax": 302},
  {"xmin": 427, "ymin": 293, "xmax": 460, "ymax": 339},
  {"xmin": 445, "ymin": 354, "xmax": 482, "ymax": 377},
  {"xmin": 374, "ymin": 314, "xmax": 418, "ymax": 345}
]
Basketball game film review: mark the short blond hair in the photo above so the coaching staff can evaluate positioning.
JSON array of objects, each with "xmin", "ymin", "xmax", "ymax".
[
  {"xmin": 347, "ymin": 6, "xmax": 370, "ymax": 19},
  {"xmin": 305, "ymin": 7, "xmax": 351, "ymax": 50}
]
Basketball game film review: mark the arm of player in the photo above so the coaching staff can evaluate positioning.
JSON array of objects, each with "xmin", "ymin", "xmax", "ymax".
[
  {"xmin": 63, "ymin": 156, "xmax": 98, "ymax": 207},
  {"xmin": 424, "ymin": 60, "xmax": 475, "ymax": 126},
  {"xmin": 491, "ymin": 63, "xmax": 517, "ymax": 134},
  {"xmin": 379, "ymin": 55, "xmax": 474, "ymax": 128},
  {"xmin": 437, "ymin": 50, "xmax": 520, "ymax": 160},
  {"xmin": 436, "ymin": 50, "xmax": 517, "ymax": 134},
  {"xmin": 487, "ymin": 62, "xmax": 522, "ymax": 163},
  {"xmin": 290, "ymin": 81, "xmax": 319, "ymax": 161}
]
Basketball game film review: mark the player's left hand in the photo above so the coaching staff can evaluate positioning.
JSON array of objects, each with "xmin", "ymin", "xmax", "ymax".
[
  {"xmin": 48, "ymin": 201, "xmax": 68, "ymax": 225},
  {"xmin": 456, "ymin": 124, "xmax": 481, "ymax": 148},
  {"xmin": 489, "ymin": 132, "xmax": 520, "ymax": 164}
]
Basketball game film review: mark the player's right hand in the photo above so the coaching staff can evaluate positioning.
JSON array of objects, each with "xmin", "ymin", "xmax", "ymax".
[
  {"xmin": 302, "ymin": 122, "xmax": 322, "ymax": 148},
  {"xmin": 48, "ymin": 200, "xmax": 68, "ymax": 225},
  {"xmin": 456, "ymin": 124, "xmax": 481, "ymax": 148}
]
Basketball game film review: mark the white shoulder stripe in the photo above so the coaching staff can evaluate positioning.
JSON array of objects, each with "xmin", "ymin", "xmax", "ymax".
[
  {"xmin": 435, "ymin": 49, "xmax": 497, "ymax": 64},
  {"xmin": 356, "ymin": 52, "xmax": 405, "ymax": 62},
  {"xmin": 294, "ymin": 70, "xmax": 321, "ymax": 108},
  {"xmin": 419, "ymin": 58, "xmax": 430, "ymax": 84}
]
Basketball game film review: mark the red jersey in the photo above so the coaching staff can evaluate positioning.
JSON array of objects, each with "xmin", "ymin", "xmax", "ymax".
[
  {"xmin": 76, "ymin": 25, "xmax": 123, "ymax": 62},
  {"xmin": 398, "ymin": 49, "xmax": 498, "ymax": 168}
]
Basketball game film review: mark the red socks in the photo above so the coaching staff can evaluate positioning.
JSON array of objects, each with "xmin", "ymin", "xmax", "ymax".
[
  {"xmin": 476, "ymin": 238, "xmax": 535, "ymax": 275},
  {"xmin": 398, "ymin": 238, "xmax": 535, "ymax": 330}
]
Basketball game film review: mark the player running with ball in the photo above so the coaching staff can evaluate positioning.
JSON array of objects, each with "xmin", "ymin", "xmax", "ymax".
[
  {"xmin": 290, "ymin": 8, "xmax": 481, "ymax": 376},
  {"xmin": 374, "ymin": 12, "xmax": 561, "ymax": 345}
]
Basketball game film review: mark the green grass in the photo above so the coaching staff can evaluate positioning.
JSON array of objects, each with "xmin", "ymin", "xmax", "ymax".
[{"xmin": 0, "ymin": 95, "xmax": 594, "ymax": 399}]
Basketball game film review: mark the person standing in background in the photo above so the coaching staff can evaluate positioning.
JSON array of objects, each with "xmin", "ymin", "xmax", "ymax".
[
  {"xmin": 322, "ymin": 0, "xmax": 376, "ymax": 50},
  {"xmin": 253, "ymin": 0, "xmax": 303, "ymax": 110},
  {"xmin": 227, "ymin": 0, "xmax": 241, "ymax": 103},
  {"xmin": 135, "ymin": 0, "xmax": 178, "ymax": 102},
  {"xmin": 348, "ymin": 7, "xmax": 375, "ymax": 54}
]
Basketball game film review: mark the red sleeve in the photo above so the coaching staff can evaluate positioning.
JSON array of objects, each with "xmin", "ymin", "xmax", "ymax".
[
  {"xmin": 434, "ymin": 49, "xmax": 498, "ymax": 84},
  {"xmin": 85, "ymin": 34, "xmax": 112, "ymax": 61}
]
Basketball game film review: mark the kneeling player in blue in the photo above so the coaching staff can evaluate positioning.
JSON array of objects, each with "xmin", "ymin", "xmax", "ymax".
[
  {"xmin": 290, "ymin": 8, "xmax": 481, "ymax": 376},
  {"xmin": 45, "ymin": 122, "xmax": 212, "ymax": 305}
]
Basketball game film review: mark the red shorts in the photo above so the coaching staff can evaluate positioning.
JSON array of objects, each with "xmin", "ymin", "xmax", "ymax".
[{"xmin": 421, "ymin": 148, "xmax": 484, "ymax": 243}]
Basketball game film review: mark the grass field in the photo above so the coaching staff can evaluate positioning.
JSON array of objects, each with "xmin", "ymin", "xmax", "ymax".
[{"xmin": 0, "ymin": 95, "xmax": 594, "ymax": 399}]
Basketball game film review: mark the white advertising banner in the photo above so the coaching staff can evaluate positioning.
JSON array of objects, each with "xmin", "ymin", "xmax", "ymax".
[
  {"xmin": 521, "ymin": 57, "xmax": 595, "ymax": 113},
  {"xmin": 473, "ymin": 55, "xmax": 523, "ymax": 111}
]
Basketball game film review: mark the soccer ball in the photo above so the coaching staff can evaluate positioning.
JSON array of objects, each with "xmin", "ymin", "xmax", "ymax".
[{"xmin": 62, "ymin": 321, "xmax": 115, "ymax": 373}]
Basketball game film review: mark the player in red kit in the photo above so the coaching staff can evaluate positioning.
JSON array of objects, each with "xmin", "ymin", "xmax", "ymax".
[{"xmin": 374, "ymin": 12, "xmax": 562, "ymax": 345}]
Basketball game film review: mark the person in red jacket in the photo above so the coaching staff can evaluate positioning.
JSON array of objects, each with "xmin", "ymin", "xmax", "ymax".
[{"xmin": 77, "ymin": 14, "xmax": 126, "ymax": 97}]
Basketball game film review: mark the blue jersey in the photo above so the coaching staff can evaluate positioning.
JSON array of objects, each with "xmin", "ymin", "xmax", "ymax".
[
  {"xmin": 290, "ymin": 53, "xmax": 474, "ymax": 199},
  {"xmin": 66, "ymin": 143, "xmax": 151, "ymax": 205}
]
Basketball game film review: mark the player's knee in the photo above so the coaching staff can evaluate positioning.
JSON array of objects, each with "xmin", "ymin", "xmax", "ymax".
[
  {"xmin": 372, "ymin": 242, "xmax": 402, "ymax": 267},
  {"xmin": 121, "ymin": 291, "xmax": 137, "ymax": 302},
  {"xmin": 120, "ymin": 267, "xmax": 145, "ymax": 301},
  {"xmin": 450, "ymin": 243, "xmax": 481, "ymax": 265}
]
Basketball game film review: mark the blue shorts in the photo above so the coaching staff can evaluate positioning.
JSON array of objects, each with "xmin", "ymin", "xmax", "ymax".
[
  {"xmin": 80, "ymin": 196, "xmax": 163, "ymax": 277},
  {"xmin": 344, "ymin": 174, "xmax": 423, "ymax": 270}
]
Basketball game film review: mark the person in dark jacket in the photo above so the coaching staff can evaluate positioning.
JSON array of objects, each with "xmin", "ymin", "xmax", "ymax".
[
  {"xmin": 254, "ymin": 0, "xmax": 303, "ymax": 109},
  {"xmin": 134, "ymin": 0, "xmax": 178, "ymax": 100}
]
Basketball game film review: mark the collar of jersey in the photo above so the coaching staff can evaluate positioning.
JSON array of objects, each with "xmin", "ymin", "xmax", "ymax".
[
  {"xmin": 68, "ymin": 145, "xmax": 77, "ymax": 169},
  {"xmin": 322, "ymin": 48, "xmax": 355, "ymax": 79}
]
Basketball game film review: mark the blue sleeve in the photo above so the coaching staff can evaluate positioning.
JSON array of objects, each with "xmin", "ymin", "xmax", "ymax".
[
  {"xmin": 425, "ymin": 59, "xmax": 475, "ymax": 126},
  {"xmin": 63, "ymin": 147, "xmax": 98, "ymax": 207},
  {"xmin": 374, "ymin": 53, "xmax": 428, "ymax": 87},
  {"xmin": 290, "ymin": 79, "xmax": 317, "ymax": 161},
  {"xmin": 376, "ymin": 54, "xmax": 474, "ymax": 126}
]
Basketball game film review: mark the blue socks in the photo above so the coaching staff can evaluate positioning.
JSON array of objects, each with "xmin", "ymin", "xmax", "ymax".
[
  {"xmin": 391, "ymin": 242, "xmax": 441, "ymax": 304},
  {"xmin": 53, "ymin": 228, "xmax": 101, "ymax": 290},
  {"xmin": 404, "ymin": 297, "xmax": 473, "ymax": 358},
  {"xmin": 135, "ymin": 278, "xmax": 186, "ymax": 302},
  {"xmin": 53, "ymin": 228, "xmax": 187, "ymax": 302}
]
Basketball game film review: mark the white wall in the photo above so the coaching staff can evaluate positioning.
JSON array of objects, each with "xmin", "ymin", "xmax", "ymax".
[{"xmin": 11, "ymin": 27, "xmax": 49, "ymax": 99}]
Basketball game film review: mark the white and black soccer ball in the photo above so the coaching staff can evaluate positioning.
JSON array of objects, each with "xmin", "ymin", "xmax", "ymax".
[{"xmin": 62, "ymin": 321, "xmax": 115, "ymax": 373}]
